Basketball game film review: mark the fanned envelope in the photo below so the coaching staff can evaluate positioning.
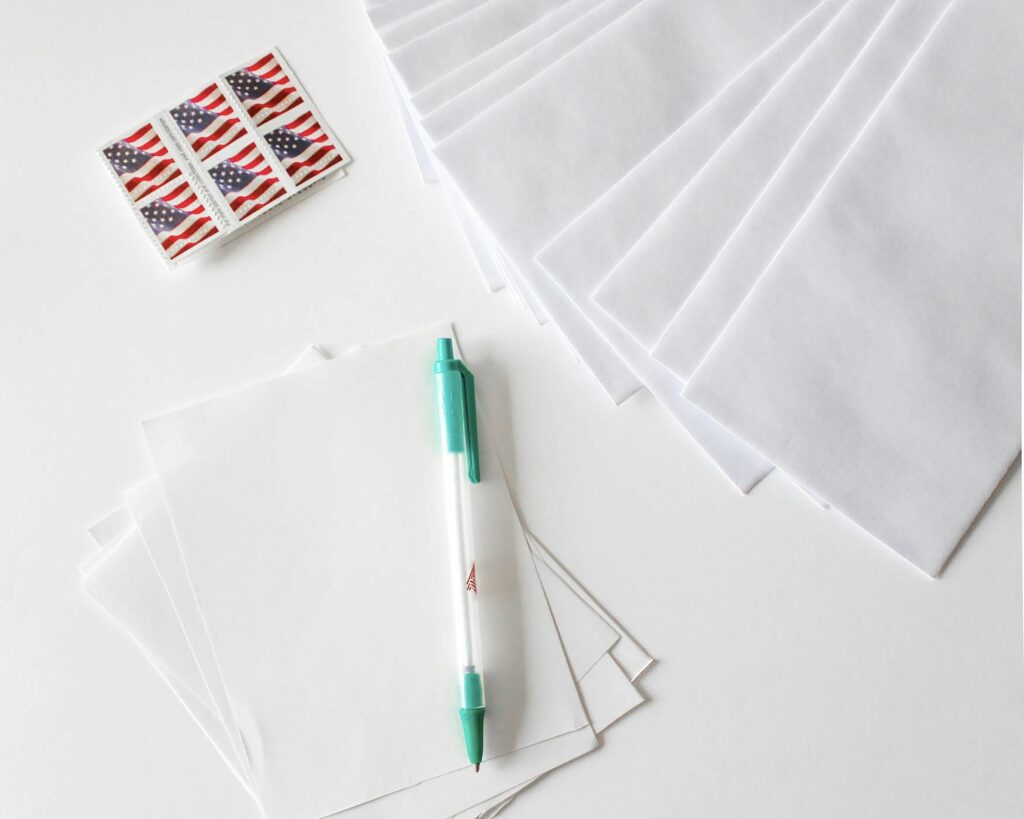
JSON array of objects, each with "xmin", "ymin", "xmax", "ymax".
[
  {"xmin": 683, "ymin": 0, "xmax": 1022, "ymax": 576},
  {"xmin": 652, "ymin": 0, "xmax": 956, "ymax": 381},
  {"xmin": 388, "ymin": 0, "xmax": 579, "ymax": 97},
  {"xmin": 379, "ymin": 0, "xmax": 493, "ymax": 51},
  {"xmin": 431, "ymin": 0, "xmax": 825, "ymax": 488},
  {"xmin": 411, "ymin": 0, "xmax": 609, "ymax": 133},
  {"xmin": 535, "ymin": 0, "xmax": 843, "ymax": 400},
  {"xmin": 372, "ymin": 0, "xmax": 646, "ymax": 320},
  {"xmin": 590, "ymin": 0, "xmax": 899, "ymax": 349}
]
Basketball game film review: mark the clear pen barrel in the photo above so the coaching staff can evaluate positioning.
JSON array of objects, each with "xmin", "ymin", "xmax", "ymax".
[{"xmin": 440, "ymin": 448, "xmax": 484, "ymax": 707}]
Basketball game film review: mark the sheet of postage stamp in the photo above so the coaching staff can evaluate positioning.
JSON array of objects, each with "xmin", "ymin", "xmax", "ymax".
[{"xmin": 100, "ymin": 48, "xmax": 349, "ymax": 265}]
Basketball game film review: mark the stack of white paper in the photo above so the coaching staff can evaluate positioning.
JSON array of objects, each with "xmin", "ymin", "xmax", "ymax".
[
  {"xmin": 367, "ymin": 0, "xmax": 1021, "ymax": 576},
  {"xmin": 81, "ymin": 328, "xmax": 652, "ymax": 818}
]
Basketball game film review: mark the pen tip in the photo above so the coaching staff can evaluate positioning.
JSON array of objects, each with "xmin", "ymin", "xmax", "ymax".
[{"xmin": 475, "ymin": 764, "xmax": 480, "ymax": 773}]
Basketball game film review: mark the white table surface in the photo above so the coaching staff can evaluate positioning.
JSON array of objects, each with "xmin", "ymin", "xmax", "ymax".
[{"xmin": 2, "ymin": 1, "xmax": 1022, "ymax": 816}]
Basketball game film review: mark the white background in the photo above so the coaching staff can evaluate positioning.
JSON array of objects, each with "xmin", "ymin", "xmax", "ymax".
[{"xmin": 1, "ymin": 0, "xmax": 1021, "ymax": 816}]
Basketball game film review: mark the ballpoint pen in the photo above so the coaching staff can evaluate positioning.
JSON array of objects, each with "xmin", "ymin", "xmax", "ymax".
[{"xmin": 433, "ymin": 338, "xmax": 486, "ymax": 772}]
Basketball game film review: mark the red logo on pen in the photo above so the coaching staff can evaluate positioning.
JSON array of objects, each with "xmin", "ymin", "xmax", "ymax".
[{"xmin": 466, "ymin": 563, "xmax": 477, "ymax": 594}]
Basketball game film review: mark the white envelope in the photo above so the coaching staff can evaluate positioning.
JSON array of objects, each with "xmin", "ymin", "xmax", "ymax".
[
  {"xmin": 434, "ymin": 0, "xmax": 823, "ymax": 384},
  {"xmin": 389, "ymin": 0, "xmax": 578, "ymax": 97},
  {"xmin": 652, "ymin": 0, "xmax": 955, "ymax": 381},
  {"xmin": 379, "ymin": 0, "xmax": 492, "ymax": 51},
  {"xmin": 384, "ymin": 0, "xmax": 645, "ymax": 324},
  {"xmin": 417, "ymin": 0, "xmax": 641, "ymax": 144},
  {"xmin": 366, "ymin": 1, "xmax": 444, "ymax": 31},
  {"xmin": 529, "ymin": 0, "xmax": 845, "ymax": 492},
  {"xmin": 409, "ymin": 0, "xmax": 606, "ymax": 121},
  {"xmin": 432, "ymin": 0, "xmax": 825, "ymax": 487},
  {"xmin": 388, "ymin": 0, "xmax": 608, "ymax": 191},
  {"xmin": 590, "ymin": 0, "xmax": 897, "ymax": 349},
  {"xmin": 534, "ymin": 0, "xmax": 842, "ymax": 390},
  {"xmin": 141, "ymin": 326, "xmax": 591, "ymax": 818},
  {"xmin": 684, "ymin": 0, "xmax": 1022, "ymax": 576}
]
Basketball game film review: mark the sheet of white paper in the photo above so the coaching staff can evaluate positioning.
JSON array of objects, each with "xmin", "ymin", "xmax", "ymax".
[
  {"xmin": 126, "ymin": 480, "xmax": 256, "ymax": 787},
  {"xmin": 454, "ymin": 786, "xmax": 520, "ymax": 819},
  {"xmin": 339, "ymin": 724, "xmax": 596, "ymax": 819},
  {"xmin": 591, "ymin": 0, "xmax": 897, "ymax": 349},
  {"xmin": 117, "ymin": 340, "xmax": 341, "ymax": 790},
  {"xmin": 84, "ymin": 510, "xmax": 625, "ymax": 819},
  {"xmin": 81, "ymin": 529, "xmax": 258, "ymax": 796},
  {"xmin": 83, "ymin": 505, "xmax": 638, "ymax": 818},
  {"xmin": 86, "ymin": 504, "xmax": 637, "ymax": 819},
  {"xmin": 433, "ymin": 0, "xmax": 824, "ymax": 487},
  {"xmin": 684, "ymin": 0, "xmax": 1022, "ymax": 577},
  {"xmin": 85, "ymin": 510, "xmax": 639, "ymax": 819},
  {"xmin": 82, "ymin": 529, "xmax": 210, "ymax": 712},
  {"xmin": 86, "ymin": 504, "xmax": 134, "ymax": 553},
  {"xmin": 577, "ymin": 652, "xmax": 644, "ymax": 732},
  {"xmin": 82, "ymin": 339, "xmax": 639, "ymax": 818},
  {"xmin": 535, "ymin": 559, "xmax": 618, "ymax": 678},
  {"xmin": 96, "ymin": 347, "xmax": 627, "ymax": 769},
  {"xmin": 652, "ymin": 0, "xmax": 954, "ymax": 380},
  {"xmin": 142, "ymin": 325, "xmax": 590, "ymax": 818},
  {"xmin": 86, "ymin": 539, "xmax": 597, "ymax": 817},
  {"xmin": 87, "ymin": 341, "xmax": 647, "ymax": 818},
  {"xmin": 451, "ymin": 652, "xmax": 643, "ymax": 819},
  {"xmin": 527, "ymin": 534, "xmax": 652, "ymax": 681},
  {"xmin": 92, "ymin": 501, "xmax": 643, "ymax": 708}
]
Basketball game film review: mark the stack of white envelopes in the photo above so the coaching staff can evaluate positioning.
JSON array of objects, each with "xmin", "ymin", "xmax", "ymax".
[
  {"xmin": 368, "ymin": 0, "xmax": 1022, "ymax": 576},
  {"xmin": 80, "ymin": 326, "xmax": 652, "ymax": 818}
]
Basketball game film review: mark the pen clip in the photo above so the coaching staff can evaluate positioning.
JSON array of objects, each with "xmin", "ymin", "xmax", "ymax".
[
  {"xmin": 458, "ymin": 362, "xmax": 480, "ymax": 484},
  {"xmin": 435, "ymin": 338, "xmax": 481, "ymax": 484}
]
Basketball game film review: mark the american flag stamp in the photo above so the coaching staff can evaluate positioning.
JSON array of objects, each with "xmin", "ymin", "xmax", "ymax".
[
  {"xmin": 169, "ymin": 84, "xmax": 247, "ymax": 161},
  {"xmin": 103, "ymin": 123, "xmax": 182, "ymax": 203},
  {"xmin": 139, "ymin": 180, "xmax": 219, "ymax": 260},
  {"xmin": 100, "ymin": 47, "xmax": 347, "ymax": 266},
  {"xmin": 207, "ymin": 143, "xmax": 287, "ymax": 221},
  {"xmin": 263, "ymin": 110, "xmax": 346, "ymax": 187},
  {"xmin": 225, "ymin": 53, "xmax": 304, "ymax": 127}
]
